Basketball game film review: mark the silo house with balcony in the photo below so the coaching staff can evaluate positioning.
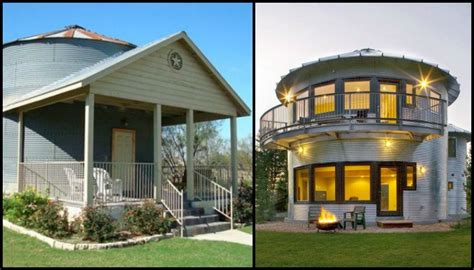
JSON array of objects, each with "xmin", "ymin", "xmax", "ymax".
[{"xmin": 259, "ymin": 48, "xmax": 470, "ymax": 225}]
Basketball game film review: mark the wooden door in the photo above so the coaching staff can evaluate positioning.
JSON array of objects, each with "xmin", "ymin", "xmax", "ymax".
[{"xmin": 112, "ymin": 128, "xmax": 136, "ymax": 196}]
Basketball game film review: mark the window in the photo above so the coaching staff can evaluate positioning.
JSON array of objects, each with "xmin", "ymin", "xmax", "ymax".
[
  {"xmin": 406, "ymin": 84, "xmax": 414, "ymax": 105},
  {"xmin": 344, "ymin": 80, "xmax": 370, "ymax": 110},
  {"xmin": 295, "ymin": 90, "xmax": 309, "ymax": 120},
  {"xmin": 429, "ymin": 90, "xmax": 441, "ymax": 113},
  {"xmin": 314, "ymin": 166, "xmax": 336, "ymax": 201},
  {"xmin": 448, "ymin": 138, "xmax": 457, "ymax": 157},
  {"xmin": 344, "ymin": 165, "xmax": 371, "ymax": 201},
  {"xmin": 295, "ymin": 168, "xmax": 309, "ymax": 201},
  {"xmin": 314, "ymin": 83, "xmax": 335, "ymax": 114},
  {"xmin": 448, "ymin": 181, "xmax": 454, "ymax": 190},
  {"xmin": 380, "ymin": 83, "xmax": 398, "ymax": 123},
  {"xmin": 405, "ymin": 165, "xmax": 416, "ymax": 190}
]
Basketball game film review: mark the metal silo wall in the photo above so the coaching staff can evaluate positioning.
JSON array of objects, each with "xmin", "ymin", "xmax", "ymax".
[
  {"xmin": 3, "ymin": 39, "xmax": 132, "ymax": 104},
  {"xmin": 3, "ymin": 112, "xmax": 19, "ymax": 193},
  {"xmin": 447, "ymin": 136, "xmax": 468, "ymax": 215}
]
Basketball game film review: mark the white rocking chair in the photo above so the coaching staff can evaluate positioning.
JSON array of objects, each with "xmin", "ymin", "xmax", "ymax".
[
  {"xmin": 93, "ymin": 168, "xmax": 123, "ymax": 202},
  {"xmin": 63, "ymin": 168, "xmax": 84, "ymax": 201}
]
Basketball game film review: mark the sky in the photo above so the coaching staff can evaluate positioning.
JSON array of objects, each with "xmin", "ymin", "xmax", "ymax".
[
  {"xmin": 3, "ymin": 3, "xmax": 253, "ymax": 141},
  {"xmin": 256, "ymin": 3, "xmax": 471, "ymax": 134}
]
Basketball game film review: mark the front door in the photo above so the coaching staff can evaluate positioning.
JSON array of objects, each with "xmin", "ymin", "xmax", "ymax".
[
  {"xmin": 112, "ymin": 128, "xmax": 136, "ymax": 196},
  {"xmin": 377, "ymin": 166, "xmax": 402, "ymax": 216}
]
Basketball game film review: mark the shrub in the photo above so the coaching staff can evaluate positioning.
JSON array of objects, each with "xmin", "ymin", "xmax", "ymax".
[
  {"xmin": 31, "ymin": 200, "xmax": 71, "ymax": 238},
  {"xmin": 233, "ymin": 179, "xmax": 253, "ymax": 225},
  {"xmin": 81, "ymin": 205, "xmax": 118, "ymax": 243},
  {"xmin": 3, "ymin": 188, "xmax": 49, "ymax": 227},
  {"xmin": 121, "ymin": 200, "xmax": 174, "ymax": 235}
]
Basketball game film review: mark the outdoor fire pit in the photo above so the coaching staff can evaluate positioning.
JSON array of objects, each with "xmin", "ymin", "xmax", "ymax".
[{"xmin": 316, "ymin": 207, "xmax": 342, "ymax": 232}]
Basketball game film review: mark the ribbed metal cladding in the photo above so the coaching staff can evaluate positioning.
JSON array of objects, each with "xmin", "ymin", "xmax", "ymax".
[
  {"xmin": 289, "ymin": 136, "xmax": 448, "ymax": 224},
  {"xmin": 447, "ymin": 136, "xmax": 468, "ymax": 215},
  {"xmin": 3, "ymin": 38, "xmax": 133, "ymax": 104}
]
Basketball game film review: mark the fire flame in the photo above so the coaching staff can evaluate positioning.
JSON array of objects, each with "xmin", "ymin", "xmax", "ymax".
[{"xmin": 318, "ymin": 207, "xmax": 338, "ymax": 223}]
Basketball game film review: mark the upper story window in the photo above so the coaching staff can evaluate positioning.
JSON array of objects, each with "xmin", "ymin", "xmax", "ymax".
[
  {"xmin": 448, "ymin": 137, "xmax": 457, "ymax": 158},
  {"xmin": 314, "ymin": 83, "xmax": 335, "ymax": 114},
  {"xmin": 380, "ymin": 83, "xmax": 398, "ymax": 124},
  {"xmin": 344, "ymin": 80, "xmax": 370, "ymax": 110},
  {"xmin": 406, "ymin": 83, "xmax": 414, "ymax": 105},
  {"xmin": 295, "ymin": 90, "xmax": 309, "ymax": 120}
]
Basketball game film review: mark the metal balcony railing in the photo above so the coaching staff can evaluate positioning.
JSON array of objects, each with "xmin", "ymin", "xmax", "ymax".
[{"xmin": 260, "ymin": 92, "xmax": 446, "ymax": 143}]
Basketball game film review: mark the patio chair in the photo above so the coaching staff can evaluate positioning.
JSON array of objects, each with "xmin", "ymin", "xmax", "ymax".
[
  {"xmin": 63, "ymin": 168, "xmax": 83, "ymax": 201},
  {"xmin": 343, "ymin": 206, "xmax": 366, "ymax": 230},
  {"xmin": 93, "ymin": 168, "xmax": 123, "ymax": 202},
  {"xmin": 307, "ymin": 205, "xmax": 320, "ymax": 229}
]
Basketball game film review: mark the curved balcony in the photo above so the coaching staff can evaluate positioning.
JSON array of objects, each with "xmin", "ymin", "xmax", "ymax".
[{"xmin": 260, "ymin": 92, "xmax": 446, "ymax": 148}]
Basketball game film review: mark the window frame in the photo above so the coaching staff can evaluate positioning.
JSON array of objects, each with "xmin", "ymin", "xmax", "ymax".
[
  {"xmin": 294, "ymin": 161, "xmax": 417, "ymax": 205},
  {"xmin": 313, "ymin": 163, "xmax": 338, "ymax": 203},
  {"xmin": 313, "ymin": 81, "xmax": 336, "ymax": 115},
  {"xmin": 448, "ymin": 137, "xmax": 457, "ymax": 158}
]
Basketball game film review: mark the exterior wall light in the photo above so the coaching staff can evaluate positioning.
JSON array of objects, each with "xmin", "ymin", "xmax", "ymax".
[
  {"xmin": 297, "ymin": 146, "xmax": 304, "ymax": 155},
  {"xmin": 418, "ymin": 165, "xmax": 426, "ymax": 175},
  {"xmin": 284, "ymin": 92, "xmax": 294, "ymax": 104},
  {"xmin": 420, "ymin": 80, "xmax": 429, "ymax": 89},
  {"xmin": 384, "ymin": 139, "xmax": 392, "ymax": 148}
]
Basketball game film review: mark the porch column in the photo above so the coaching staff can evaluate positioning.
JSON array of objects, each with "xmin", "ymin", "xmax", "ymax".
[
  {"xmin": 153, "ymin": 104, "xmax": 162, "ymax": 203},
  {"xmin": 83, "ymin": 93, "xmax": 95, "ymax": 206},
  {"xmin": 186, "ymin": 109, "xmax": 194, "ymax": 200},
  {"xmin": 230, "ymin": 116, "xmax": 238, "ymax": 197},
  {"xmin": 287, "ymin": 102, "xmax": 294, "ymax": 220},
  {"xmin": 16, "ymin": 111, "xmax": 24, "ymax": 192}
]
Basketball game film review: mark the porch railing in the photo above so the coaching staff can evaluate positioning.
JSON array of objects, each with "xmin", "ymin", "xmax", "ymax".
[
  {"xmin": 260, "ymin": 92, "xmax": 447, "ymax": 143},
  {"xmin": 19, "ymin": 161, "xmax": 84, "ymax": 203},
  {"xmin": 18, "ymin": 161, "xmax": 155, "ymax": 204},
  {"xmin": 161, "ymin": 178, "xmax": 184, "ymax": 237},
  {"xmin": 194, "ymin": 171, "xmax": 233, "ymax": 229}
]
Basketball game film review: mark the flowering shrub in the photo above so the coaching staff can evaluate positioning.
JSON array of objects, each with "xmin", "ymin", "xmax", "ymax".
[
  {"xmin": 81, "ymin": 205, "xmax": 118, "ymax": 243},
  {"xmin": 3, "ymin": 188, "xmax": 49, "ymax": 227},
  {"xmin": 122, "ymin": 200, "xmax": 175, "ymax": 235},
  {"xmin": 31, "ymin": 200, "xmax": 71, "ymax": 238}
]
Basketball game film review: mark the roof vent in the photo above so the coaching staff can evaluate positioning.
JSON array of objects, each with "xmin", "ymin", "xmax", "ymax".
[{"xmin": 65, "ymin": 25, "xmax": 85, "ymax": 30}]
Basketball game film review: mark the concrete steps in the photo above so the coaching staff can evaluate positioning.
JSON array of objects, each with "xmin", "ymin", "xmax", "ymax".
[{"xmin": 183, "ymin": 221, "xmax": 231, "ymax": 237}]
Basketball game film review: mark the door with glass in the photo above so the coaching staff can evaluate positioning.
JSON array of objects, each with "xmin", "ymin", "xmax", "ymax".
[
  {"xmin": 380, "ymin": 83, "xmax": 398, "ymax": 124},
  {"xmin": 377, "ymin": 166, "xmax": 402, "ymax": 216}
]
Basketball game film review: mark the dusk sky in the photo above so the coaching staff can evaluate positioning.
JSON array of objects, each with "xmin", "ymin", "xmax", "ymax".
[
  {"xmin": 256, "ymin": 3, "xmax": 471, "ymax": 134},
  {"xmin": 3, "ymin": 3, "xmax": 253, "ymax": 140}
]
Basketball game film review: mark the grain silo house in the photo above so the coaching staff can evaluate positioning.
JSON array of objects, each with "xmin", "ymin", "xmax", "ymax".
[
  {"xmin": 259, "ymin": 48, "xmax": 470, "ymax": 226},
  {"xmin": 3, "ymin": 25, "xmax": 250, "ymax": 236}
]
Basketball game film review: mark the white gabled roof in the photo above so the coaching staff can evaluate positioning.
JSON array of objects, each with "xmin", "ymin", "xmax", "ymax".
[
  {"xmin": 448, "ymin": 124, "xmax": 471, "ymax": 142},
  {"xmin": 3, "ymin": 31, "xmax": 250, "ymax": 116}
]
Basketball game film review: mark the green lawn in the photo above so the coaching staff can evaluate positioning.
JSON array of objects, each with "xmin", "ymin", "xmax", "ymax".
[
  {"xmin": 256, "ymin": 224, "xmax": 471, "ymax": 267},
  {"xmin": 3, "ymin": 228, "xmax": 252, "ymax": 267},
  {"xmin": 239, "ymin": 225, "xmax": 253, "ymax": 234}
]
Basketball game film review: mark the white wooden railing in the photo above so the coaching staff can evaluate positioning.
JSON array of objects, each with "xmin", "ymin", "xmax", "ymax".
[
  {"xmin": 161, "ymin": 178, "xmax": 184, "ymax": 237},
  {"xmin": 194, "ymin": 171, "xmax": 233, "ymax": 229}
]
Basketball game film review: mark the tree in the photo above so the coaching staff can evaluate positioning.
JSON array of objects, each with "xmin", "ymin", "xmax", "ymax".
[
  {"xmin": 255, "ymin": 137, "xmax": 287, "ymax": 223},
  {"xmin": 464, "ymin": 145, "xmax": 471, "ymax": 215},
  {"xmin": 162, "ymin": 120, "xmax": 223, "ymax": 180}
]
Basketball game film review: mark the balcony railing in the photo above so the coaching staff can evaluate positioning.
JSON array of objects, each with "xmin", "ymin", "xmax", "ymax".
[{"xmin": 260, "ymin": 92, "xmax": 446, "ymax": 143}]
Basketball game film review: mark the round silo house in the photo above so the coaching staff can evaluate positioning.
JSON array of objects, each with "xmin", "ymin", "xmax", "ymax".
[
  {"xmin": 259, "ymin": 48, "xmax": 469, "ymax": 226},
  {"xmin": 3, "ymin": 25, "xmax": 250, "ymax": 236}
]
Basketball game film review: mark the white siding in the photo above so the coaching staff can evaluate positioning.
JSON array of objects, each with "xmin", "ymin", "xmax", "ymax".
[
  {"xmin": 288, "ymin": 135, "xmax": 448, "ymax": 223},
  {"xmin": 91, "ymin": 40, "xmax": 237, "ymax": 116},
  {"xmin": 447, "ymin": 136, "xmax": 468, "ymax": 215}
]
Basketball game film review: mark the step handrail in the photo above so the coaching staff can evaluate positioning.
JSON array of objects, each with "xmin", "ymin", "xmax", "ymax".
[
  {"xmin": 194, "ymin": 171, "xmax": 233, "ymax": 230},
  {"xmin": 161, "ymin": 178, "xmax": 184, "ymax": 237}
]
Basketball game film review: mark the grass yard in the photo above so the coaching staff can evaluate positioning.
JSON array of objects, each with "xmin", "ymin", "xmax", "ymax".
[
  {"xmin": 3, "ymin": 228, "xmax": 252, "ymax": 267},
  {"xmin": 256, "ymin": 223, "xmax": 471, "ymax": 267},
  {"xmin": 239, "ymin": 225, "xmax": 253, "ymax": 234}
]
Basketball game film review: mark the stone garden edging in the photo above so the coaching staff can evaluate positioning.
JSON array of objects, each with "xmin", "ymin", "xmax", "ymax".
[{"xmin": 3, "ymin": 219, "xmax": 174, "ymax": 250}]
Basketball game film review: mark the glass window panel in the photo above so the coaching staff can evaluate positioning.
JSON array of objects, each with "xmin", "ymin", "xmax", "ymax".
[
  {"xmin": 380, "ymin": 83, "xmax": 398, "ymax": 124},
  {"xmin": 448, "ymin": 138, "xmax": 457, "ymax": 157},
  {"xmin": 295, "ymin": 90, "xmax": 309, "ymax": 120},
  {"xmin": 448, "ymin": 181, "xmax": 454, "ymax": 190},
  {"xmin": 429, "ymin": 90, "xmax": 441, "ymax": 110},
  {"xmin": 314, "ymin": 166, "xmax": 336, "ymax": 201},
  {"xmin": 406, "ymin": 84, "xmax": 413, "ymax": 105},
  {"xmin": 380, "ymin": 167, "xmax": 398, "ymax": 211},
  {"xmin": 344, "ymin": 165, "xmax": 371, "ymax": 201},
  {"xmin": 295, "ymin": 168, "xmax": 309, "ymax": 201},
  {"xmin": 314, "ymin": 83, "xmax": 335, "ymax": 114},
  {"xmin": 406, "ymin": 165, "xmax": 415, "ymax": 188},
  {"xmin": 344, "ymin": 81, "xmax": 370, "ymax": 110}
]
